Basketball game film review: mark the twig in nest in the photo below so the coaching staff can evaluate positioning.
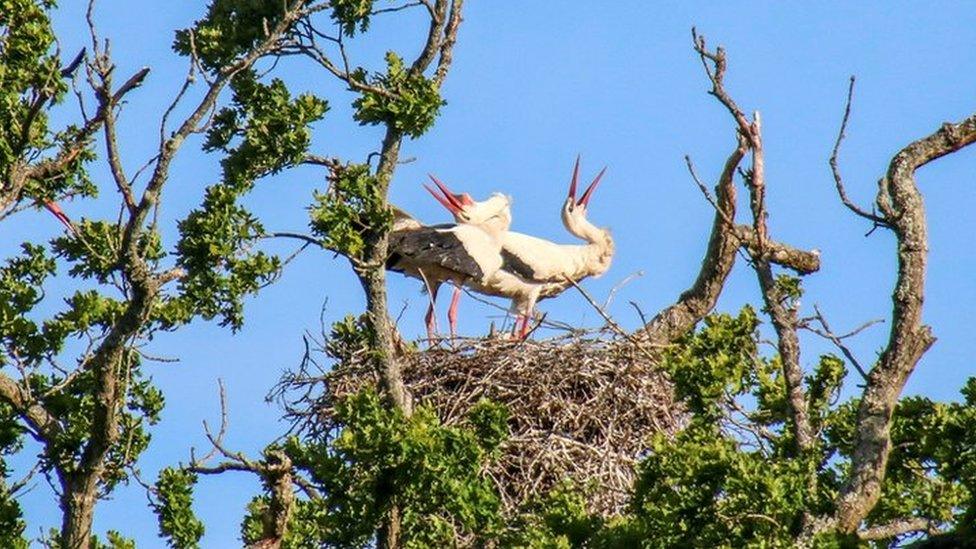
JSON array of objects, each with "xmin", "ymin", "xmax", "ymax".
[
  {"xmin": 603, "ymin": 270, "xmax": 644, "ymax": 310},
  {"xmin": 565, "ymin": 277, "xmax": 629, "ymax": 338}
]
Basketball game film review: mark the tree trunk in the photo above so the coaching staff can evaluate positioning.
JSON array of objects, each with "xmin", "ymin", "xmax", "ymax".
[
  {"xmin": 377, "ymin": 505, "xmax": 401, "ymax": 549},
  {"xmin": 359, "ymin": 126, "xmax": 410, "ymax": 546},
  {"xmin": 59, "ymin": 478, "xmax": 97, "ymax": 549}
]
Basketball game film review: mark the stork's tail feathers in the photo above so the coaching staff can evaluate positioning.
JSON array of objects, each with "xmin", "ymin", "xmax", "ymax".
[{"xmin": 391, "ymin": 205, "xmax": 423, "ymax": 231}]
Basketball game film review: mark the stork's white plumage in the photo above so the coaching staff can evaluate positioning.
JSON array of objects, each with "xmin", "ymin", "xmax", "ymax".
[
  {"xmin": 387, "ymin": 186, "xmax": 511, "ymax": 340},
  {"xmin": 430, "ymin": 158, "xmax": 614, "ymax": 338}
]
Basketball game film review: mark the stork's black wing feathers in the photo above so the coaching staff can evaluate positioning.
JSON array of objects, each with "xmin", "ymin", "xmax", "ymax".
[
  {"xmin": 500, "ymin": 248, "xmax": 537, "ymax": 280},
  {"xmin": 388, "ymin": 228, "xmax": 484, "ymax": 280}
]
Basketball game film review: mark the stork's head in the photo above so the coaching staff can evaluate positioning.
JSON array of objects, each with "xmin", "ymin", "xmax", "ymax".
[
  {"xmin": 424, "ymin": 174, "xmax": 512, "ymax": 231},
  {"xmin": 562, "ymin": 155, "xmax": 607, "ymax": 229}
]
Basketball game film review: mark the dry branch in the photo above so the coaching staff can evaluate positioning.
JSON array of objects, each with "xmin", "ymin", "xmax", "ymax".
[
  {"xmin": 833, "ymin": 112, "xmax": 976, "ymax": 534},
  {"xmin": 635, "ymin": 134, "xmax": 748, "ymax": 349}
]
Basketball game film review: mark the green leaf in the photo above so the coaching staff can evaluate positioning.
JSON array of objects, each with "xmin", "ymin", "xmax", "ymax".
[
  {"xmin": 155, "ymin": 467, "xmax": 205, "ymax": 549},
  {"xmin": 352, "ymin": 52, "xmax": 444, "ymax": 138}
]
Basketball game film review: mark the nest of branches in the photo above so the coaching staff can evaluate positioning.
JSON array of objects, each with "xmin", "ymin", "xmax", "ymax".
[{"xmin": 283, "ymin": 330, "xmax": 681, "ymax": 517}]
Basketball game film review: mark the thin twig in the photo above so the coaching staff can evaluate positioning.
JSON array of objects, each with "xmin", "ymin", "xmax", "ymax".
[
  {"xmin": 371, "ymin": 1, "xmax": 424, "ymax": 16},
  {"xmin": 828, "ymin": 76, "xmax": 890, "ymax": 226},
  {"xmin": 685, "ymin": 154, "xmax": 736, "ymax": 229},
  {"xmin": 603, "ymin": 270, "xmax": 644, "ymax": 310},
  {"xmin": 803, "ymin": 305, "xmax": 880, "ymax": 381},
  {"xmin": 266, "ymin": 231, "xmax": 323, "ymax": 247}
]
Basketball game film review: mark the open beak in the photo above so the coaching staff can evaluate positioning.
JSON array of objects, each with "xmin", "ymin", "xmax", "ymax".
[
  {"xmin": 424, "ymin": 174, "xmax": 473, "ymax": 215},
  {"xmin": 43, "ymin": 201, "xmax": 73, "ymax": 230},
  {"xmin": 567, "ymin": 155, "xmax": 607, "ymax": 208}
]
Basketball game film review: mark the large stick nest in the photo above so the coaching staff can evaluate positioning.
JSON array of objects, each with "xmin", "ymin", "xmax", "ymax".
[{"xmin": 281, "ymin": 331, "xmax": 681, "ymax": 516}]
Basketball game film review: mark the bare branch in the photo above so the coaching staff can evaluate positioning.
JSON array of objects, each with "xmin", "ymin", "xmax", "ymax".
[
  {"xmin": 410, "ymin": 0, "xmax": 447, "ymax": 76},
  {"xmin": 160, "ymin": 31, "xmax": 198, "ymax": 146},
  {"xmin": 834, "ymin": 111, "xmax": 976, "ymax": 534},
  {"xmin": 192, "ymin": 380, "xmax": 232, "ymax": 466},
  {"xmin": 96, "ymin": 66, "xmax": 140, "ymax": 214},
  {"xmin": 112, "ymin": 66, "xmax": 151, "ymax": 102},
  {"xmin": 685, "ymin": 154, "xmax": 736, "ymax": 228},
  {"xmin": 565, "ymin": 277, "xmax": 629, "ymax": 339},
  {"xmin": 745, "ymin": 112, "xmax": 768, "ymax": 252},
  {"xmin": 370, "ymin": 1, "xmax": 424, "ymax": 16},
  {"xmin": 433, "ymin": 0, "xmax": 464, "ymax": 85},
  {"xmin": 691, "ymin": 28, "xmax": 754, "ymax": 145},
  {"xmin": 858, "ymin": 518, "xmax": 940, "ymax": 541},
  {"xmin": 266, "ymin": 231, "xmax": 323, "ymax": 247},
  {"xmin": 603, "ymin": 270, "xmax": 644, "ymax": 310},
  {"xmin": 60, "ymin": 48, "xmax": 87, "ymax": 78},
  {"xmin": 690, "ymin": 34, "xmax": 818, "ymax": 503},
  {"xmin": 829, "ymin": 76, "xmax": 890, "ymax": 226},
  {"xmin": 733, "ymin": 226, "xmax": 820, "ymax": 275},
  {"xmin": 753, "ymin": 257, "xmax": 813, "ymax": 452},
  {"xmin": 635, "ymin": 133, "xmax": 747, "ymax": 348},
  {"xmin": 9, "ymin": 461, "xmax": 42, "ymax": 496},
  {"xmin": 460, "ymin": 288, "xmax": 577, "ymax": 333},
  {"xmin": 803, "ymin": 305, "xmax": 882, "ymax": 381}
]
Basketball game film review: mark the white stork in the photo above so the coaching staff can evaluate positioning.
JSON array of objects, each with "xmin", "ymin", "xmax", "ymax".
[
  {"xmin": 386, "ymin": 182, "xmax": 511, "ymax": 340},
  {"xmin": 428, "ymin": 158, "xmax": 614, "ymax": 338}
]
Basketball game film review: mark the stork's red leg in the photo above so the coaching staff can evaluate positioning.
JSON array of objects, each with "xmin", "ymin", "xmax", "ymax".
[
  {"xmin": 424, "ymin": 282, "xmax": 441, "ymax": 342},
  {"xmin": 512, "ymin": 314, "xmax": 530, "ymax": 339},
  {"xmin": 425, "ymin": 304, "xmax": 437, "ymax": 341},
  {"xmin": 447, "ymin": 284, "xmax": 462, "ymax": 338}
]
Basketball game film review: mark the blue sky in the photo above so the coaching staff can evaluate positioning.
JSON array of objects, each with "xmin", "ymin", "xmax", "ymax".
[{"xmin": 4, "ymin": 1, "xmax": 976, "ymax": 546}]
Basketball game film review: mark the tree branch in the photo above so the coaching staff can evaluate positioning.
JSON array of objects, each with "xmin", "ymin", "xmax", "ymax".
[
  {"xmin": 692, "ymin": 32, "xmax": 817, "ymax": 501},
  {"xmin": 433, "ymin": 0, "xmax": 463, "ymax": 85},
  {"xmin": 829, "ymin": 76, "xmax": 890, "ymax": 227},
  {"xmin": 410, "ymin": 0, "xmax": 447, "ymax": 76},
  {"xmin": 858, "ymin": 517, "xmax": 939, "ymax": 541},
  {"xmin": 0, "ymin": 372, "xmax": 62, "ymax": 440},
  {"xmin": 0, "ymin": 65, "xmax": 149, "ymax": 220},
  {"xmin": 733, "ymin": 225, "xmax": 821, "ymax": 274},
  {"xmin": 636, "ymin": 133, "xmax": 747, "ymax": 350},
  {"xmin": 834, "ymin": 111, "xmax": 976, "ymax": 534},
  {"xmin": 803, "ymin": 305, "xmax": 881, "ymax": 381},
  {"xmin": 94, "ymin": 62, "xmax": 142, "ymax": 214}
]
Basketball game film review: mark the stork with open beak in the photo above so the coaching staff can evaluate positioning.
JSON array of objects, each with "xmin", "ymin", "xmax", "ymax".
[
  {"xmin": 428, "ymin": 157, "xmax": 614, "ymax": 339},
  {"xmin": 386, "ymin": 185, "xmax": 511, "ymax": 341}
]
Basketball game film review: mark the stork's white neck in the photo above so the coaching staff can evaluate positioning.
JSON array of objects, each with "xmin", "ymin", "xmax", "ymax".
[{"xmin": 560, "ymin": 206, "xmax": 614, "ymax": 279}]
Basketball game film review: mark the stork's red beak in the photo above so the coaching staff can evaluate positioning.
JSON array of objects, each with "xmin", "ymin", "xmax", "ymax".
[
  {"xmin": 424, "ymin": 174, "xmax": 473, "ymax": 215},
  {"xmin": 44, "ymin": 201, "xmax": 73, "ymax": 230},
  {"xmin": 568, "ymin": 156, "xmax": 607, "ymax": 208}
]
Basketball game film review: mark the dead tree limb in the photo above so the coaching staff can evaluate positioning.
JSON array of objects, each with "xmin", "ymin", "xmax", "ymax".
[
  {"xmin": 829, "ymin": 77, "xmax": 890, "ymax": 227},
  {"xmin": 638, "ymin": 32, "xmax": 821, "ymax": 356},
  {"xmin": 188, "ymin": 383, "xmax": 296, "ymax": 549},
  {"xmin": 832, "ymin": 111, "xmax": 976, "ymax": 534},
  {"xmin": 635, "ymin": 133, "xmax": 747, "ymax": 349},
  {"xmin": 689, "ymin": 35, "xmax": 819, "ymax": 517}
]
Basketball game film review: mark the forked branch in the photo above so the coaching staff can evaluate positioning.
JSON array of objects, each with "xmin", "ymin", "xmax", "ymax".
[
  {"xmin": 636, "ymin": 133, "xmax": 747, "ymax": 348},
  {"xmin": 833, "ymin": 110, "xmax": 976, "ymax": 535}
]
